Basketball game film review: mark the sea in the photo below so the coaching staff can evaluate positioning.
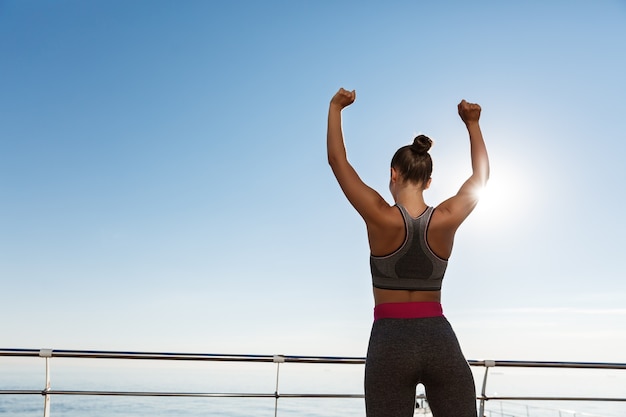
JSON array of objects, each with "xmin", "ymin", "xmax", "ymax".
[{"xmin": 1, "ymin": 355, "xmax": 625, "ymax": 417}]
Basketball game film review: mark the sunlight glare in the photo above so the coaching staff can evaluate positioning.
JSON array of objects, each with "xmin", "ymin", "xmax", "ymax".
[{"xmin": 472, "ymin": 164, "xmax": 527, "ymax": 226}]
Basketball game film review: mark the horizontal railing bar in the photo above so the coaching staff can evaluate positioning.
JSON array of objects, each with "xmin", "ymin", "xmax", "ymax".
[
  {"xmin": 0, "ymin": 349, "xmax": 364, "ymax": 364},
  {"xmin": 49, "ymin": 391, "xmax": 367, "ymax": 399},
  {"xmin": 0, "ymin": 389, "xmax": 366, "ymax": 399},
  {"xmin": 479, "ymin": 396, "xmax": 626, "ymax": 402},
  {"xmin": 468, "ymin": 360, "xmax": 626, "ymax": 370},
  {"xmin": 3, "ymin": 349, "xmax": 626, "ymax": 370},
  {"xmin": 54, "ymin": 391, "xmax": 278, "ymax": 398},
  {"xmin": 0, "ymin": 390, "xmax": 43, "ymax": 395},
  {"xmin": 3, "ymin": 389, "xmax": 625, "ymax": 403}
]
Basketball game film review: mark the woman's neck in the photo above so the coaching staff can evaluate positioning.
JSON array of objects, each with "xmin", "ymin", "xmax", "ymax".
[{"xmin": 394, "ymin": 188, "xmax": 427, "ymax": 216}]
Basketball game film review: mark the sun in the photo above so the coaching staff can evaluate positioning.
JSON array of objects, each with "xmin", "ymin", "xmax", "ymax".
[{"xmin": 471, "ymin": 163, "xmax": 528, "ymax": 226}]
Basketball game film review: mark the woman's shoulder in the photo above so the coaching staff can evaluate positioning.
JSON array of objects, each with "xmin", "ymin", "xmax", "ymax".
[
  {"xmin": 426, "ymin": 205, "xmax": 460, "ymax": 259},
  {"xmin": 374, "ymin": 203, "xmax": 405, "ymax": 228},
  {"xmin": 429, "ymin": 204, "xmax": 454, "ymax": 228},
  {"xmin": 367, "ymin": 204, "xmax": 406, "ymax": 256}
]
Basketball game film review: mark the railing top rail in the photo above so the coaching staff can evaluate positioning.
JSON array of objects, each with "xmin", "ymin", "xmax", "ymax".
[
  {"xmin": 2, "ymin": 348, "xmax": 626, "ymax": 370},
  {"xmin": 467, "ymin": 359, "xmax": 626, "ymax": 370},
  {"xmin": 0, "ymin": 348, "xmax": 365, "ymax": 364}
]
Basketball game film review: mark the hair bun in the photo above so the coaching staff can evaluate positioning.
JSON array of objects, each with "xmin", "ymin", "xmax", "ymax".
[{"xmin": 410, "ymin": 135, "xmax": 432, "ymax": 155}]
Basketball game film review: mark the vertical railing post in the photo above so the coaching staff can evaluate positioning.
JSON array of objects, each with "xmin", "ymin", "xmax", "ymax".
[
  {"xmin": 39, "ymin": 349, "xmax": 53, "ymax": 417},
  {"xmin": 478, "ymin": 360, "xmax": 495, "ymax": 417},
  {"xmin": 273, "ymin": 355, "xmax": 285, "ymax": 417}
]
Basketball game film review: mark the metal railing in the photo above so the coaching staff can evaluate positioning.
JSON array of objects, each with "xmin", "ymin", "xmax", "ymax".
[
  {"xmin": 1, "ymin": 348, "xmax": 625, "ymax": 417},
  {"xmin": 472, "ymin": 359, "xmax": 626, "ymax": 417}
]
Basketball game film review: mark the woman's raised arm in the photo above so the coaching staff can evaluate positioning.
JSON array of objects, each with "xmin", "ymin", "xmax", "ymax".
[
  {"xmin": 436, "ymin": 100, "xmax": 490, "ymax": 228},
  {"xmin": 327, "ymin": 88, "xmax": 391, "ymax": 226}
]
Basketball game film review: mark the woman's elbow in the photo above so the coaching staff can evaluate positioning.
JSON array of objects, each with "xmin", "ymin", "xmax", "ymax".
[
  {"xmin": 327, "ymin": 153, "xmax": 337, "ymax": 168},
  {"xmin": 327, "ymin": 151, "xmax": 346, "ymax": 169}
]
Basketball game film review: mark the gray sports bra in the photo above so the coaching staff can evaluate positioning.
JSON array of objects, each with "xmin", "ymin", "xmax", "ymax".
[{"xmin": 370, "ymin": 204, "xmax": 448, "ymax": 291}]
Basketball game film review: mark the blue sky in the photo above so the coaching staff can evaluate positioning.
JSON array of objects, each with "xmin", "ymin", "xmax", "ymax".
[{"xmin": 1, "ymin": 1, "xmax": 625, "ymax": 363}]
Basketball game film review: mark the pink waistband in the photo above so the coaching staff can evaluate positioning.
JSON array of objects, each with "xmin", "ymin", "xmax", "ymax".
[{"xmin": 374, "ymin": 302, "xmax": 444, "ymax": 321}]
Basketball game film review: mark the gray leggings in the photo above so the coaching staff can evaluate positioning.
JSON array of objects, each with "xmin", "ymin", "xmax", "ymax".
[{"xmin": 365, "ymin": 316, "xmax": 477, "ymax": 417}]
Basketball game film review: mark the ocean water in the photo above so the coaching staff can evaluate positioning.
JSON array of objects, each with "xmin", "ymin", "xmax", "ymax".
[{"xmin": 1, "ymin": 356, "xmax": 625, "ymax": 417}]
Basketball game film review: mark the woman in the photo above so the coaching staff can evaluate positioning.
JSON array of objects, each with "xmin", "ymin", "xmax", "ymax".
[{"xmin": 327, "ymin": 88, "xmax": 489, "ymax": 417}]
